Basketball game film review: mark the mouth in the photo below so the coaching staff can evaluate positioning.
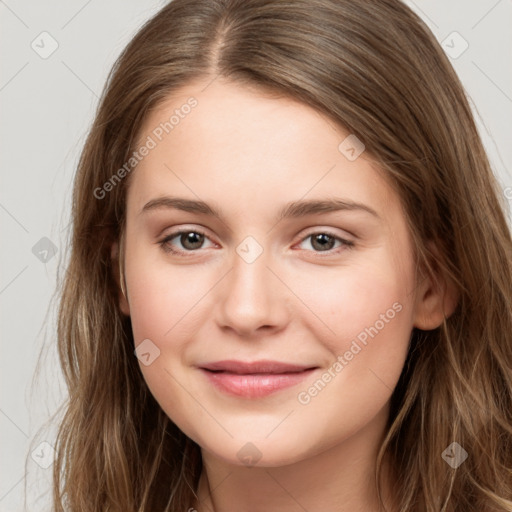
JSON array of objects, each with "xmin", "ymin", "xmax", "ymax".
[{"xmin": 198, "ymin": 360, "xmax": 319, "ymax": 398}]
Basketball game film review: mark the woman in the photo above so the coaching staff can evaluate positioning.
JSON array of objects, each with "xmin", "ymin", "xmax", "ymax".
[{"xmin": 49, "ymin": 0, "xmax": 512, "ymax": 510}]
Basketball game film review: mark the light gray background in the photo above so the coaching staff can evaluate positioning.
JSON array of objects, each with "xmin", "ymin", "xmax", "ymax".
[{"xmin": 1, "ymin": 1, "xmax": 511, "ymax": 510}]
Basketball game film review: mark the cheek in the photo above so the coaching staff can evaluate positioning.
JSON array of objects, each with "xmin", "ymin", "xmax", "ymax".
[
  {"xmin": 125, "ymin": 248, "xmax": 209, "ymax": 343},
  {"xmin": 291, "ymin": 262, "xmax": 413, "ymax": 441},
  {"xmin": 124, "ymin": 253, "xmax": 219, "ymax": 412},
  {"xmin": 293, "ymin": 255, "xmax": 414, "ymax": 352},
  {"xmin": 289, "ymin": 253, "xmax": 415, "ymax": 422},
  {"xmin": 124, "ymin": 254, "xmax": 211, "ymax": 430}
]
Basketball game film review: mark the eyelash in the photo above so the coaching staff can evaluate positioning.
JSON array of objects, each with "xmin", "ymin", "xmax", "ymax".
[{"xmin": 158, "ymin": 228, "xmax": 354, "ymax": 258}]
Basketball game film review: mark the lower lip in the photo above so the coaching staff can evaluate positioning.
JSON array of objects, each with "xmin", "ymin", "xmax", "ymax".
[{"xmin": 200, "ymin": 368, "xmax": 317, "ymax": 398}]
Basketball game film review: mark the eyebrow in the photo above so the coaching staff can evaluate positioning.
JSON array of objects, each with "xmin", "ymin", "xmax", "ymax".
[{"xmin": 140, "ymin": 196, "xmax": 380, "ymax": 221}]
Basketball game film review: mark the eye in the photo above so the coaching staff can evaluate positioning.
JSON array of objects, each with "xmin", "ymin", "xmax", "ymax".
[
  {"xmin": 159, "ymin": 229, "xmax": 216, "ymax": 256},
  {"xmin": 295, "ymin": 231, "xmax": 354, "ymax": 255}
]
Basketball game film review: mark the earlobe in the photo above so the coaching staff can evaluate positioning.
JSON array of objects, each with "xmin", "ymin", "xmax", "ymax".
[
  {"xmin": 111, "ymin": 241, "xmax": 130, "ymax": 316},
  {"xmin": 412, "ymin": 245, "xmax": 459, "ymax": 331}
]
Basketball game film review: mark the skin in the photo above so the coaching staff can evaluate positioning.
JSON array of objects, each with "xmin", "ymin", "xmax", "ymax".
[{"xmin": 113, "ymin": 77, "xmax": 456, "ymax": 511}]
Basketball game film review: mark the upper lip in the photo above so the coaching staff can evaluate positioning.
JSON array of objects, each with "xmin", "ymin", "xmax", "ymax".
[{"xmin": 199, "ymin": 360, "xmax": 318, "ymax": 374}]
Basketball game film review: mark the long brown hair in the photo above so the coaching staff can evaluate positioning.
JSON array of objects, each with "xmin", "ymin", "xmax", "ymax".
[{"xmin": 42, "ymin": 0, "xmax": 512, "ymax": 510}]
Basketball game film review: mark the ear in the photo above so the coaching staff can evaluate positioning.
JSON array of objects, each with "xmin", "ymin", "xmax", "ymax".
[
  {"xmin": 111, "ymin": 240, "xmax": 130, "ymax": 316},
  {"xmin": 412, "ymin": 242, "xmax": 459, "ymax": 330}
]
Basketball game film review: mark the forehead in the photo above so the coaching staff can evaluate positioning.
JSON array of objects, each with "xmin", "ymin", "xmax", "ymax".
[{"xmin": 127, "ymin": 78, "xmax": 397, "ymax": 224}]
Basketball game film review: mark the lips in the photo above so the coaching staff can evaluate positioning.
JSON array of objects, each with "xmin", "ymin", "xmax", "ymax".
[
  {"xmin": 198, "ymin": 360, "xmax": 319, "ymax": 398},
  {"xmin": 199, "ymin": 359, "xmax": 317, "ymax": 374}
]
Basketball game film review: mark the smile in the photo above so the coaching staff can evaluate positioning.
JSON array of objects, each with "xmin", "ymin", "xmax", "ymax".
[{"xmin": 198, "ymin": 360, "xmax": 319, "ymax": 398}]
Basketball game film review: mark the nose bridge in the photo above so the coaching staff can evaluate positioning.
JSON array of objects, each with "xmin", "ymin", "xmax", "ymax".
[{"xmin": 217, "ymin": 235, "xmax": 286, "ymax": 334}]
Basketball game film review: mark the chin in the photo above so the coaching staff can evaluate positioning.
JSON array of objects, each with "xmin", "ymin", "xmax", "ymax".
[{"xmin": 194, "ymin": 429, "xmax": 320, "ymax": 469}]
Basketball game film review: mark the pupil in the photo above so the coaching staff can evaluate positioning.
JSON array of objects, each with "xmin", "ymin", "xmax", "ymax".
[
  {"xmin": 312, "ymin": 233, "xmax": 334, "ymax": 251},
  {"xmin": 182, "ymin": 232, "xmax": 203, "ymax": 250}
]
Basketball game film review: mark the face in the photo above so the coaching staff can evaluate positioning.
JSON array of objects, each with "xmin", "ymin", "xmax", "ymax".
[{"xmin": 118, "ymin": 77, "xmax": 431, "ymax": 468}]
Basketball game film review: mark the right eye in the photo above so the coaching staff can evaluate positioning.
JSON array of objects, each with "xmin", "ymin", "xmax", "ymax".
[{"xmin": 159, "ymin": 229, "xmax": 216, "ymax": 256}]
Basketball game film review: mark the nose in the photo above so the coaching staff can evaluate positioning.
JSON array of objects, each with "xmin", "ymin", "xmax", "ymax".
[{"xmin": 216, "ymin": 245, "xmax": 290, "ymax": 338}]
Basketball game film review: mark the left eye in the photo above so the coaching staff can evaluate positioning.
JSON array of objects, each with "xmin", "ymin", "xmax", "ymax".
[
  {"xmin": 296, "ymin": 232, "xmax": 353, "ymax": 253},
  {"xmin": 159, "ymin": 230, "xmax": 353, "ymax": 256}
]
